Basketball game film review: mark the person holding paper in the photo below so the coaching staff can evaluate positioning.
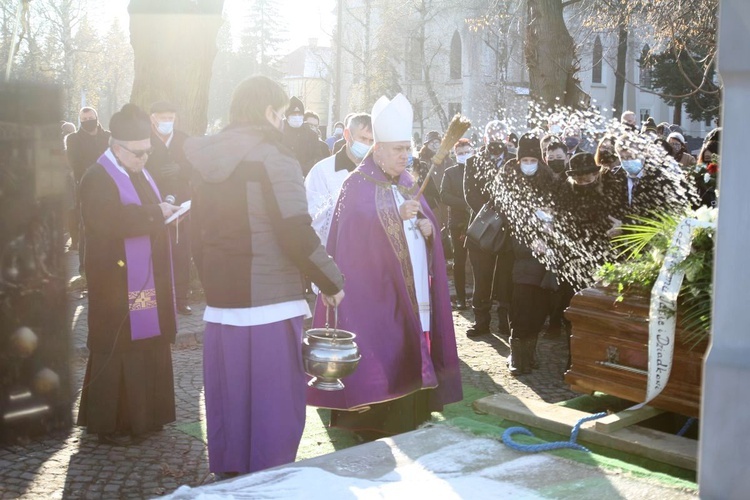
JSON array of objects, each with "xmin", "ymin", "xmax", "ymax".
[{"xmin": 77, "ymin": 103, "xmax": 181, "ymax": 446}]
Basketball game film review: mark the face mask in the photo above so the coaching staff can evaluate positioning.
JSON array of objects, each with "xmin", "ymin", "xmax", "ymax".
[
  {"xmin": 456, "ymin": 153, "xmax": 470, "ymax": 164},
  {"xmin": 288, "ymin": 116, "xmax": 304, "ymax": 128},
  {"xmin": 565, "ymin": 137, "xmax": 580, "ymax": 150},
  {"xmin": 334, "ymin": 127, "xmax": 343, "ymax": 137},
  {"xmin": 548, "ymin": 159, "xmax": 567, "ymax": 174},
  {"xmin": 350, "ymin": 140, "xmax": 370, "ymax": 161},
  {"xmin": 157, "ymin": 121, "xmax": 174, "ymax": 135},
  {"xmin": 80, "ymin": 120, "xmax": 97, "ymax": 132},
  {"xmin": 621, "ymin": 159, "xmax": 643, "ymax": 176},
  {"xmin": 549, "ymin": 124, "xmax": 562, "ymax": 134},
  {"xmin": 486, "ymin": 141, "xmax": 503, "ymax": 156},
  {"xmin": 520, "ymin": 161, "xmax": 538, "ymax": 176}
]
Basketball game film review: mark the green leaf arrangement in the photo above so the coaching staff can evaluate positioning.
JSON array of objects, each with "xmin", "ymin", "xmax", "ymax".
[{"xmin": 596, "ymin": 210, "xmax": 715, "ymax": 348}]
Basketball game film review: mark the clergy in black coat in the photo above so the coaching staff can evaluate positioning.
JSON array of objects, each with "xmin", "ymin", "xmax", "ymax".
[{"xmin": 76, "ymin": 104, "xmax": 180, "ymax": 443}]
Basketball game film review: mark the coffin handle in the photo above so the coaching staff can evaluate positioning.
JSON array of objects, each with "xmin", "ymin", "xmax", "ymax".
[{"xmin": 596, "ymin": 346, "xmax": 648, "ymax": 375}]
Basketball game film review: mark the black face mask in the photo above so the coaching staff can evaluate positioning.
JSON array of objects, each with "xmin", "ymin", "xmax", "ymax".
[
  {"xmin": 548, "ymin": 159, "xmax": 567, "ymax": 174},
  {"xmin": 80, "ymin": 120, "xmax": 98, "ymax": 132}
]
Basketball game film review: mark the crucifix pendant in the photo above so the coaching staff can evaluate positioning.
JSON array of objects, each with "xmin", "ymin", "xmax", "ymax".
[{"xmin": 408, "ymin": 221, "xmax": 420, "ymax": 240}]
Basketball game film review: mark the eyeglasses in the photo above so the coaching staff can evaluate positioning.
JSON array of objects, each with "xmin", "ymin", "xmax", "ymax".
[{"xmin": 120, "ymin": 145, "xmax": 153, "ymax": 158}]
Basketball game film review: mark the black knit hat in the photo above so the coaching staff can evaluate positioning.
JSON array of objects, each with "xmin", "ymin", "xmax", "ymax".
[
  {"xmin": 287, "ymin": 96, "xmax": 304, "ymax": 115},
  {"xmin": 516, "ymin": 132, "xmax": 542, "ymax": 161},
  {"xmin": 109, "ymin": 103, "xmax": 151, "ymax": 141},
  {"xmin": 566, "ymin": 152, "xmax": 599, "ymax": 176},
  {"xmin": 150, "ymin": 100, "xmax": 177, "ymax": 114}
]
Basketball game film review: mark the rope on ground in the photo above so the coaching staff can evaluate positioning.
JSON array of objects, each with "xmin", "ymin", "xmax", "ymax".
[
  {"xmin": 502, "ymin": 411, "xmax": 608, "ymax": 453},
  {"xmin": 676, "ymin": 417, "xmax": 696, "ymax": 437}
]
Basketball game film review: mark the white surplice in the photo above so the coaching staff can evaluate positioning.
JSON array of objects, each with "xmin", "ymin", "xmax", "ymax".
[{"xmin": 391, "ymin": 185, "xmax": 431, "ymax": 331}]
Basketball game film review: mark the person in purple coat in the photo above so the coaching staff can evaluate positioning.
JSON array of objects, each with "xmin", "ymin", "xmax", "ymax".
[{"xmin": 307, "ymin": 93, "xmax": 463, "ymax": 441}]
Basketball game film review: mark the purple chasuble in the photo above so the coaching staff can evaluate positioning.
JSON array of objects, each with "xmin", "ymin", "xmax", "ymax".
[
  {"xmin": 98, "ymin": 152, "xmax": 165, "ymax": 341},
  {"xmin": 307, "ymin": 156, "xmax": 463, "ymax": 411}
]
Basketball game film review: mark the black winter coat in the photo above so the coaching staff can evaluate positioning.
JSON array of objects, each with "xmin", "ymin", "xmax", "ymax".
[
  {"xmin": 80, "ymin": 160, "xmax": 176, "ymax": 353},
  {"xmin": 283, "ymin": 124, "xmax": 330, "ymax": 176},
  {"xmin": 66, "ymin": 126, "xmax": 111, "ymax": 183},
  {"xmin": 145, "ymin": 130, "xmax": 192, "ymax": 204},
  {"xmin": 440, "ymin": 163, "xmax": 470, "ymax": 228}
]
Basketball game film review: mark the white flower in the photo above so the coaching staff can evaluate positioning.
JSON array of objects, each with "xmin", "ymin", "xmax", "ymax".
[
  {"xmin": 704, "ymin": 172, "xmax": 712, "ymax": 184},
  {"xmin": 692, "ymin": 206, "xmax": 718, "ymax": 224}
]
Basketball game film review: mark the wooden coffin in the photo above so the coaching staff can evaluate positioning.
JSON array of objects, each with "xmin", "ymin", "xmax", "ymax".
[{"xmin": 564, "ymin": 286, "xmax": 707, "ymax": 418}]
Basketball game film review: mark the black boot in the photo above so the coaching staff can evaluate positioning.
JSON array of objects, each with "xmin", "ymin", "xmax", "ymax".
[
  {"xmin": 468, "ymin": 309, "xmax": 491, "ymax": 337},
  {"xmin": 467, "ymin": 321, "xmax": 490, "ymax": 338},
  {"xmin": 508, "ymin": 337, "xmax": 530, "ymax": 376}
]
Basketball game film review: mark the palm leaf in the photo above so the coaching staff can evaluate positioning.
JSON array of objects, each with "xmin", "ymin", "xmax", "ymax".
[{"xmin": 611, "ymin": 212, "xmax": 678, "ymax": 259}]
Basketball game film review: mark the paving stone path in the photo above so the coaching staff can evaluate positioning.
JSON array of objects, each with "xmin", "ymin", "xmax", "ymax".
[{"xmin": 0, "ymin": 251, "xmax": 577, "ymax": 499}]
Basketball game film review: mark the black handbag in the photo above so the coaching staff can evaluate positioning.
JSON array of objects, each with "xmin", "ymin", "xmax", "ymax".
[{"xmin": 466, "ymin": 203, "xmax": 507, "ymax": 253}]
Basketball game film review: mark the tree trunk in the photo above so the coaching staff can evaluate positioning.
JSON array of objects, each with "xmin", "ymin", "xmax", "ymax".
[
  {"xmin": 525, "ymin": 0, "xmax": 581, "ymax": 109},
  {"xmin": 612, "ymin": 24, "xmax": 628, "ymax": 118},
  {"xmin": 128, "ymin": 0, "xmax": 224, "ymax": 136},
  {"xmin": 673, "ymin": 99, "xmax": 682, "ymax": 125}
]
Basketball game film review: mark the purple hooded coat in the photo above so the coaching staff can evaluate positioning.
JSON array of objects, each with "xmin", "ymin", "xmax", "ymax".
[{"xmin": 306, "ymin": 156, "xmax": 463, "ymax": 411}]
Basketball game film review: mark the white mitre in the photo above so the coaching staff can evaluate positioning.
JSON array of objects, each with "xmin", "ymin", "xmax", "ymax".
[{"xmin": 371, "ymin": 93, "xmax": 413, "ymax": 143}]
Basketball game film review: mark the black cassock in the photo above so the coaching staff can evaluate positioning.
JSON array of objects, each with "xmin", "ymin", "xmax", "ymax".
[{"xmin": 77, "ymin": 160, "xmax": 177, "ymax": 436}]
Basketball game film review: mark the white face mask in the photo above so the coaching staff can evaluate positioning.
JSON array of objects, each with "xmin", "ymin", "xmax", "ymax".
[
  {"xmin": 288, "ymin": 116, "xmax": 304, "ymax": 128},
  {"xmin": 157, "ymin": 121, "xmax": 174, "ymax": 135},
  {"xmin": 549, "ymin": 124, "xmax": 562, "ymax": 135},
  {"xmin": 349, "ymin": 140, "xmax": 370, "ymax": 161},
  {"xmin": 456, "ymin": 153, "xmax": 471, "ymax": 164},
  {"xmin": 334, "ymin": 127, "xmax": 343, "ymax": 136},
  {"xmin": 520, "ymin": 161, "xmax": 539, "ymax": 176}
]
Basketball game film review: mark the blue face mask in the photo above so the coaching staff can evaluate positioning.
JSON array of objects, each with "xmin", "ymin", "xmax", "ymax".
[
  {"xmin": 621, "ymin": 159, "xmax": 643, "ymax": 176},
  {"xmin": 350, "ymin": 140, "xmax": 370, "ymax": 161}
]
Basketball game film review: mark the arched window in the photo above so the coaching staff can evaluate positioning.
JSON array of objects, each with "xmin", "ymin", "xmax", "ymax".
[
  {"xmin": 592, "ymin": 35, "xmax": 603, "ymax": 84},
  {"xmin": 639, "ymin": 44, "xmax": 653, "ymax": 89},
  {"xmin": 450, "ymin": 31, "xmax": 462, "ymax": 80}
]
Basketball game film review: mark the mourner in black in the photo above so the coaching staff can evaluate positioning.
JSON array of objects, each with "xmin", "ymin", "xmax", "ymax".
[
  {"xmin": 65, "ymin": 107, "xmax": 110, "ymax": 272},
  {"xmin": 146, "ymin": 100, "xmax": 193, "ymax": 315},
  {"xmin": 441, "ymin": 138, "xmax": 473, "ymax": 310},
  {"xmin": 500, "ymin": 133, "xmax": 554, "ymax": 375},
  {"xmin": 464, "ymin": 121, "xmax": 513, "ymax": 337},
  {"xmin": 282, "ymin": 96, "xmax": 330, "ymax": 176}
]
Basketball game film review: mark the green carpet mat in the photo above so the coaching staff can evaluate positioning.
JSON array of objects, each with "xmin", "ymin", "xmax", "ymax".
[{"xmin": 174, "ymin": 386, "xmax": 697, "ymax": 492}]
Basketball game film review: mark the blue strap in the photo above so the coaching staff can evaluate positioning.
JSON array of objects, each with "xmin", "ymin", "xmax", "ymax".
[
  {"xmin": 502, "ymin": 412, "xmax": 608, "ymax": 453},
  {"xmin": 676, "ymin": 417, "xmax": 696, "ymax": 437}
]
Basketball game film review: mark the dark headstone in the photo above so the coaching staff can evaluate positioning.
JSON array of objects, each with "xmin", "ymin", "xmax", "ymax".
[{"xmin": 0, "ymin": 82, "xmax": 73, "ymax": 443}]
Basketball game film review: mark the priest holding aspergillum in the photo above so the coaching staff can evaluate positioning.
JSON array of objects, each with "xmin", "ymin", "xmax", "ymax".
[{"xmin": 307, "ymin": 94, "xmax": 463, "ymax": 440}]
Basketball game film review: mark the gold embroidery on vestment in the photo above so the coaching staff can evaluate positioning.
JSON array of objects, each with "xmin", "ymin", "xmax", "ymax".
[{"xmin": 128, "ymin": 288, "xmax": 157, "ymax": 311}]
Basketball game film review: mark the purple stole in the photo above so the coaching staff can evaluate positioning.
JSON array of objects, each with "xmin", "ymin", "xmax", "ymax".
[{"xmin": 98, "ymin": 152, "xmax": 165, "ymax": 341}]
